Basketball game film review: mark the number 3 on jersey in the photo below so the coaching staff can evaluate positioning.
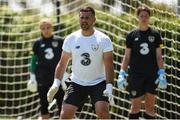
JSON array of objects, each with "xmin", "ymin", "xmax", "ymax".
[
  {"xmin": 81, "ymin": 53, "xmax": 91, "ymax": 66},
  {"xmin": 44, "ymin": 48, "xmax": 54, "ymax": 60},
  {"xmin": 140, "ymin": 43, "xmax": 149, "ymax": 55}
]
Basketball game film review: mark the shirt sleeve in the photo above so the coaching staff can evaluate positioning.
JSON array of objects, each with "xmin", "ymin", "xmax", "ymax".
[
  {"xmin": 30, "ymin": 54, "xmax": 38, "ymax": 73},
  {"xmin": 103, "ymin": 37, "xmax": 113, "ymax": 52},
  {"xmin": 62, "ymin": 36, "xmax": 71, "ymax": 53},
  {"xmin": 155, "ymin": 32, "xmax": 163, "ymax": 48},
  {"xmin": 126, "ymin": 32, "xmax": 133, "ymax": 48},
  {"xmin": 32, "ymin": 41, "xmax": 39, "ymax": 55},
  {"xmin": 31, "ymin": 41, "xmax": 39, "ymax": 73}
]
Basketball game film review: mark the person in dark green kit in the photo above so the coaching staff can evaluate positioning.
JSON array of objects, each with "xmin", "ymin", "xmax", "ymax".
[{"xmin": 27, "ymin": 18, "xmax": 65, "ymax": 119}]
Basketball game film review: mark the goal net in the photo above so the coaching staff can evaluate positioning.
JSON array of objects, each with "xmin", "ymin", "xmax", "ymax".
[{"xmin": 0, "ymin": 0, "xmax": 179, "ymax": 119}]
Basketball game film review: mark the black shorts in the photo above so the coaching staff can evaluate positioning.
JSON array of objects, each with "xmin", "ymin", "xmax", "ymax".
[
  {"xmin": 127, "ymin": 74, "xmax": 158, "ymax": 98},
  {"xmin": 38, "ymin": 85, "xmax": 64, "ymax": 115},
  {"xmin": 35, "ymin": 68, "xmax": 55, "ymax": 87},
  {"xmin": 63, "ymin": 80, "xmax": 108, "ymax": 110}
]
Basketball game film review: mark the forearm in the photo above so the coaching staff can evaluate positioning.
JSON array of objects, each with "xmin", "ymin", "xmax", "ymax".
[
  {"xmin": 30, "ymin": 54, "xmax": 38, "ymax": 73},
  {"xmin": 156, "ymin": 48, "xmax": 164, "ymax": 69},
  {"xmin": 54, "ymin": 51, "xmax": 71, "ymax": 81},
  {"xmin": 55, "ymin": 61, "xmax": 68, "ymax": 81},
  {"xmin": 104, "ymin": 51, "xmax": 114, "ymax": 84},
  {"xmin": 121, "ymin": 56, "xmax": 130, "ymax": 71},
  {"xmin": 157, "ymin": 57, "xmax": 164, "ymax": 69},
  {"xmin": 121, "ymin": 48, "xmax": 131, "ymax": 71},
  {"xmin": 105, "ymin": 63, "xmax": 114, "ymax": 84}
]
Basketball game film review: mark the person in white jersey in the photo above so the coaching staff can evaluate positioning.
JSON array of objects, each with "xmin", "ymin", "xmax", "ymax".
[{"xmin": 47, "ymin": 6, "xmax": 114, "ymax": 119}]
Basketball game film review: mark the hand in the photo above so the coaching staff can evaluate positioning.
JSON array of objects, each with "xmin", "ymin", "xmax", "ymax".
[
  {"xmin": 48, "ymin": 99, "xmax": 57, "ymax": 111},
  {"xmin": 103, "ymin": 83, "xmax": 114, "ymax": 105},
  {"xmin": 61, "ymin": 72, "xmax": 69, "ymax": 91},
  {"xmin": 47, "ymin": 78, "xmax": 61, "ymax": 102},
  {"xmin": 155, "ymin": 69, "xmax": 167, "ymax": 89},
  {"xmin": 27, "ymin": 73, "xmax": 37, "ymax": 92},
  {"xmin": 117, "ymin": 69, "xmax": 128, "ymax": 90}
]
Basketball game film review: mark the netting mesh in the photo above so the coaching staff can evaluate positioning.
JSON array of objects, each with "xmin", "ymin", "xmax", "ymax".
[{"xmin": 0, "ymin": 0, "xmax": 179, "ymax": 119}]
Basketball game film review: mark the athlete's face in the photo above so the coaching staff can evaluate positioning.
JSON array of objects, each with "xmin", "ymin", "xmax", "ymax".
[
  {"xmin": 138, "ymin": 11, "xmax": 150, "ymax": 26},
  {"xmin": 40, "ymin": 22, "xmax": 53, "ymax": 38},
  {"xmin": 79, "ymin": 11, "xmax": 96, "ymax": 30}
]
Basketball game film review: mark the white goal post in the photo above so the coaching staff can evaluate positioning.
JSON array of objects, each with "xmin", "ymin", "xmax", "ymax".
[{"xmin": 0, "ymin": 0, "xmax": 180, "ymax": 119}]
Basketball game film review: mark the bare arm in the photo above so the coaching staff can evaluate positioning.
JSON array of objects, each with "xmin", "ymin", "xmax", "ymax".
[
  {"xmin": 156, "ymin": 48, "xmax": 164, "ymax": 69},
  {"xmin": 103, "ymin": 51, "xmax": 114, "ymax": 84},
  {"xmin": 121, "ymin": 48, "xmax": 131, "ymax": 71},
  {"xmin": 47, "ymin": 51, "xmax": 71, "ymax": 102},
  {"xmin": 55, "ymin": 51, "xmax": 71, "ymax": 81}
]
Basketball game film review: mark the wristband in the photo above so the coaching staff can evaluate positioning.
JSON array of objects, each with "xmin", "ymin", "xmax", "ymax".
[
  {"xmin": 119, "ymin": 69, "xmax": 128, "ymax": 77},
  {"xmin": 158, "ymin": 69, "xmax": 165, "ymax": 75},
  {"xmin": 53, "ymin": 78, "xmax": 61, "ymax": 87},
  {"xmin": 106, "ymin": 83, "xmax": 113, "ymax": 93}
]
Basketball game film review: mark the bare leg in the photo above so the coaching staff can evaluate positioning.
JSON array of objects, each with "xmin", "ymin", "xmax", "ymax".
[
  {"xmin": 38, "ymin": 114, "xmax": 49, "ymax": 120},
  {"xmin": 95, "ymin": 101, "xmax": 110, "ymax": 119},
  {"xmin": 60, "ymin": 104, "xmax": 78, "ymax": 119},
  {"xmin": 144, "ymin": 93, "xmax": 156, "ymax": 118},
  {"xmin": 129, "ymin": 96, "xmax": 143, "ymax": 119}
]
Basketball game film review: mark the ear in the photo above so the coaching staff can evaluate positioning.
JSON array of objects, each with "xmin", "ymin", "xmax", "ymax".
[
  {"xmin": 93, "ymin": 17, "xmax": 96, "ymax": 23},
  {"xmin": 39, "ymin": 24, "xmax": 44, "ymax": 30}
]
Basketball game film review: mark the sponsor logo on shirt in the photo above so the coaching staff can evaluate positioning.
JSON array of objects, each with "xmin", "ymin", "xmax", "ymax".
[{"xmin": 75, "ymin": 46, "xmax": 80, "ymax": 49}]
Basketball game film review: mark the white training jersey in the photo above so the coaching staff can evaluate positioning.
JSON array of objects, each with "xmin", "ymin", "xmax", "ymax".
[{"xmin": 63, "ymin": 29, "xmax": 113, "ymax": 86}]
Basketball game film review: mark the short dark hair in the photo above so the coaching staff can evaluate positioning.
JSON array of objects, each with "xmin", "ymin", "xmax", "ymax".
[
  {"xmin": 137, "ymin": 6, "xmax": 151, "ymax": 16},
  {"xmin": 79, "ymin": 6, "xmax": 95, "ymax": 16}
]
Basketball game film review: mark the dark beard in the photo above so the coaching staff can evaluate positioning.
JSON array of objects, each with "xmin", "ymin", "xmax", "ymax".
[{"xmin": 80, "ymin": 23, "xmax": 89, "ymax": 30}]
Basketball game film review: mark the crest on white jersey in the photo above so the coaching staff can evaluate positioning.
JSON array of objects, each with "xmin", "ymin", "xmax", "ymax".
[
  {"xmin": 52, "ymin": 41, "xmax": 58, "ymax": 47},
  {"xmin": 91, "ymin": 44, "xmax": 99, "ymax": 51},
  {"xmin": 148, "ymin": 36, "xmax": 155, "ymax": 42}
]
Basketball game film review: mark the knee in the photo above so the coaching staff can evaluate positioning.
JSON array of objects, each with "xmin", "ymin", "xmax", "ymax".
[
  {"xmin": 40, "ymin": 114, "xmax": 50, "ymax": 120},
  {"xmin": 60, "ymin": 109, "xmax": 74, "ymax": 119},
  {"xmin": 145, "ymin": 105, "xmax": 155, "ymax": 113},
  {"xmin": 96, "ymin": 109, "xmax": 110, "ymax": 119},
  {"xmin": 60, "ymin": 104, "xmax": 77, "ymax": 119},
  {"xmin": 131, "ymin": 104, "xmax": 141, "ymax": 113}
]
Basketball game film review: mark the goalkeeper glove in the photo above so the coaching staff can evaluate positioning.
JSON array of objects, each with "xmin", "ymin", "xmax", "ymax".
[
  {"xmin": 117, "ymin": 69, "xmax": 128, "ymax": 90},
  {"xmin": 47, "ymin": 78, "xmax": 61, "ymax": 102},
  {"xmin": 27, "ymin": 73, "xmax": 37, "ymax": 92},
  {"xmin": 155, "ymin": 69, "xmax": 167, "ymax": 89},
  {"xmin": 103, "ymin": 83, "xmax": 114, "ymax": 105}
]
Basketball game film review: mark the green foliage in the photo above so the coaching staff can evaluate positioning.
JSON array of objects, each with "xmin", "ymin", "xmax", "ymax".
[
  {"xmin": 0, "ymin": 7, "xmax": 40, "ymax": 118},
  {"xmin": 0, "ymin": 1, "xmax": 180, "ymax": 118}
]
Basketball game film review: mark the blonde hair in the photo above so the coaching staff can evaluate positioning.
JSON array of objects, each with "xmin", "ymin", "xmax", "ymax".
[{"xmin": 39, "ymin": 18, "xmax": 53, "ymax": 28}]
